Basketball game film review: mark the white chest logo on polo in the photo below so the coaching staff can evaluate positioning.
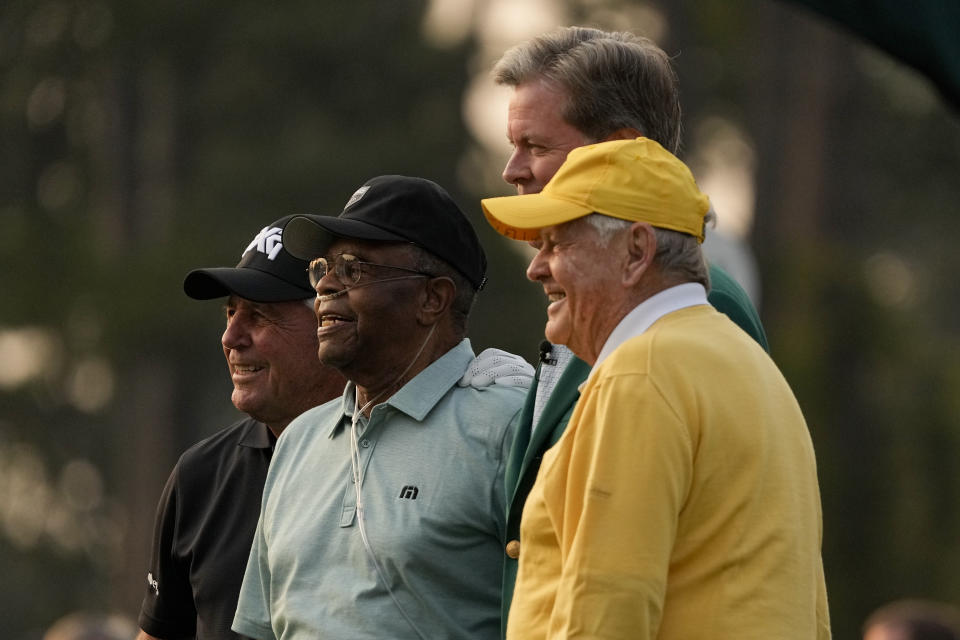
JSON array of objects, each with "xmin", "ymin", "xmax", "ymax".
[
  {"xmin": 244, "ymin": 225, "xmax": 284, "ymax": 260},
  {"xmin": 345, "ymin": 185, "xmax": 370, "ymax": 210}
]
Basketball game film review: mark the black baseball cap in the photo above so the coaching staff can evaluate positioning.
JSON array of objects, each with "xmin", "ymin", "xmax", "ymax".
[
  {"xmin": 183, "ymin": 215, "xmax": 315, "ymax": 302},
  {"xmin": 283, "ymin": 175, "xmax": 488, "ymax": 290}
]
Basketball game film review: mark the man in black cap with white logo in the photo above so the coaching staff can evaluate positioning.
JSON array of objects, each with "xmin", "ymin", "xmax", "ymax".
[
  {"xmin": 232, "ymin": 176, "xmax": 527, "ymax": 640},
  {"xmin": 137, "ymin": 213, "xmax": 531, "ymax": 640},
  {"xmin": 136, "ymin": 215, "xmax": 347, "ymax": 640}
]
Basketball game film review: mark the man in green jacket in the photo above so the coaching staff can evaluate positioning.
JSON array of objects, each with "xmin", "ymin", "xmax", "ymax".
[{"xmin": 492, "ymin": 26, "xmax": 770, "ymax": 635}]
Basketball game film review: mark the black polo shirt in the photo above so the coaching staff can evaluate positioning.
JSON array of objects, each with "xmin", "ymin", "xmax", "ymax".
[{"xmin": 138, "ymin": 416, "xmax": 274, "ymax": 640}]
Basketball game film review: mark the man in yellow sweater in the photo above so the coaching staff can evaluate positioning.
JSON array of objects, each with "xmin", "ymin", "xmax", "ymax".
[{"xmin": 481, "ymin": 137, "xmax": 831, "ymax": 639}]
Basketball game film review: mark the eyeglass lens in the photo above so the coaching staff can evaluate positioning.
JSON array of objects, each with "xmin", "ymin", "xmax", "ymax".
[{"xmin": 308, "ymin": 254, "xmax": 364, "ymax": 288}]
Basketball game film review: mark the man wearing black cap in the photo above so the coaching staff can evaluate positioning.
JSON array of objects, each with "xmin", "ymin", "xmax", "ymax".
[
  {"xmin": 232, "ymin": 176, "xmax": 526, "ymax": 640},
  {"xmin": 136, "ymin": 215, "xmax": 346, "ymax": 640},
  {"xmin": 137, "ymin": 214, "xmax": 532, "ymax": 640}
]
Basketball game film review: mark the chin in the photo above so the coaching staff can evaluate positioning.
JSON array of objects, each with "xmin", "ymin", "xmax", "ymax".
[
  {"xmin": 317, "ymin": 349, "xmax": 350, "ymax": 372},
  {"xmin": 544, "ymin": 324, "xmax": 568, "ymax": 347},
  {"xmin": 231, "ymin": 397, "xmax": 259, "ymax": 417}
]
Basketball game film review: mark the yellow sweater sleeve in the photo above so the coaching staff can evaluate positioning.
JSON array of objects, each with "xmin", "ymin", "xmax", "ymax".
[{"xmin": 542, "ymin": 370, "xmax": 692, "ymax": 640}]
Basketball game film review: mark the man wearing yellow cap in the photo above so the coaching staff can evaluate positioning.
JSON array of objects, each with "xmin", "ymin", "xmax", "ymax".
[
  {"xmin": 482, "ymin": 138, "xmax": 830, "ymax": 640},
  {"xmin": 491, "ymin": 29, "xmax": 771, "ymax": 638}
]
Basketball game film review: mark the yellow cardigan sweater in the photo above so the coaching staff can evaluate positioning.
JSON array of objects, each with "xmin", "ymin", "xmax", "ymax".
[{"xmin": 507, "ymin": 305, "xmax": 830, "ymax": 640}]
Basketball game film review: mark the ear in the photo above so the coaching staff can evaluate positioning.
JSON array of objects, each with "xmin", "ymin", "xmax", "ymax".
[
  {"xmin": 622, "ymin": 222, "xmax": 657, "ymax": 287},
  {"xmin": 417, "ymin": 276, "xmax": 457, "ymax": 326},
  {"xmin": 603, "ymin": 127, "xmax": 644, "ymax": 142}
]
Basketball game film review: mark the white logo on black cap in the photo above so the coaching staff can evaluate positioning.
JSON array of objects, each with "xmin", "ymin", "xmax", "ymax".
[
  {"xmin": 344, "ymin": 185, "xmax": 370, "ymax": 210},
  {"xmin": 244, "ymin": 226, "xmax": 283, "ymax": 260}
]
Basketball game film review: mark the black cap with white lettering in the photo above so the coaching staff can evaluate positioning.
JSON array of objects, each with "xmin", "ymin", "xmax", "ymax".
[{"xmin": 183, "ymin": 215, "xmax": 315, "ymax": 302}]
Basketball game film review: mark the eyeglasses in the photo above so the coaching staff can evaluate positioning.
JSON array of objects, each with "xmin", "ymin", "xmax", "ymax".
[{"xmin": 307, "ymin": 253, "xmax": 432, "ymax": 288}]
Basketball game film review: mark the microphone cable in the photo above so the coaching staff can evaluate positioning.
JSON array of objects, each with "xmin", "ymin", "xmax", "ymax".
[{"xmin": 349, "ymin": 323, "xmax": 437, "ymax": 640}]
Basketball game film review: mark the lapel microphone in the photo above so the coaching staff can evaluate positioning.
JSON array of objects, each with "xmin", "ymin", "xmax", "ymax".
[{"xmin": 539, "ymin": 340, "xmax": 557, "ymax": 365}]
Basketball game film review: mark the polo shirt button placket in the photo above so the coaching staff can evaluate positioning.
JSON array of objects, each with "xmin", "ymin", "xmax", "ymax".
[
  {"xmin": 356, "ymin": 433, "xmax": 376, "ymax": 481},
  {"xmin": 341, "ymin": 432, "xmax": 376, "ymax": 524}
]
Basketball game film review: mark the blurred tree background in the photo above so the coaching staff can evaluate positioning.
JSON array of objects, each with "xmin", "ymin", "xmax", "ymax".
[{"xmin": 0, "ymin": 0, "xmax": 957, "ymax": 638}]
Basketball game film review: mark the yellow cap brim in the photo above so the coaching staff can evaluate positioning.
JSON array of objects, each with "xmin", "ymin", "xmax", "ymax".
[
  {"xmin": 482, "ymin": 139, "xmax": 710, "ymax": 243},
  {"xmin": 481, "ymin": 193, "xmax": 593, "ymax": 242}
]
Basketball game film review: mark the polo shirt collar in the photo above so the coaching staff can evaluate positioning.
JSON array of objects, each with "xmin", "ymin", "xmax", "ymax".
[
  {"xmin": 592, "ymin": 282, "xmax": 708, "ymax": 372},
  {"xmin": 328, "ymin": 338, "xmax": 475, "ymax": 438},
  {"xmin": 238, "ymin": 420, "xmax": 275, "ymax": 449}
]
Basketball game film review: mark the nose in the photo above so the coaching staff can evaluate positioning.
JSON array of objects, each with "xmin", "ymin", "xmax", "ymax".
[
  {"xmin": 526, "ymin": 246, "xmax": 549, "ymax": 283},
  {"xmin": 502, "ymin": 148, "xmax": 531, "ymax": 190},
  {"xmin": 222, "ymin": 314, "xmax": 251, "ymax": 350},
  {"xmin": 313, "ymin": 262, "xmax": 345, "ymax": 297}
]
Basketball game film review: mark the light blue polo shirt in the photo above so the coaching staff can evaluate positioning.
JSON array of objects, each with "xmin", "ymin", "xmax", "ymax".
[{"xmin": 233, "ymin": 339, "xmax": 524, "ymax": 640}]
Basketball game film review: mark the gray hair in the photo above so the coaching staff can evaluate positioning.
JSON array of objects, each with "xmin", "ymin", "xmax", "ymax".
[
  {"xmin": 408, "ymin": 245, "xmax": 476, "ymax": 337},
  {"xmin": 584, "ymin": 213, "xmax": 710, "ymax": 288},
  {"xmin": 493, "ymin": 26, "xmax": 682, "ymax": 153},
  {"xmin": 584, "ymin": 213, "xmax": 631, "ymax": 247}
]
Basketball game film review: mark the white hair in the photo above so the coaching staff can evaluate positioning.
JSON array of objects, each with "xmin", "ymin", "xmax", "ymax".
[{"xmin": 583, "ymin": 213, "xmax": 709, "ymax": 287}]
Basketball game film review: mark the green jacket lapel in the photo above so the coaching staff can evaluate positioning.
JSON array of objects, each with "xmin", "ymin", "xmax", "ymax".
[{"xmin": 512, "ymin": 356, "xmax": 592, "ymax": 506}]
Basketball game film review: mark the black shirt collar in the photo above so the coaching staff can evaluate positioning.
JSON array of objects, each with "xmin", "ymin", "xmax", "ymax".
[{"xmin": 238, "ymin": 420, "xmax": 275, "ymax": 450}]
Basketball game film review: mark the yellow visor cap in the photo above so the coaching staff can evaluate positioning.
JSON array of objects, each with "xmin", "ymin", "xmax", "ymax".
[{"xmin": 482, "ymin": 137, "xmax": 710, "ymax": 242}]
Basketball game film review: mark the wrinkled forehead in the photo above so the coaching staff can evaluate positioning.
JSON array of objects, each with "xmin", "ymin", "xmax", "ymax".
[
  {"xmin": 536, "ymin": 216, "xmax": 597, "ymax": 242},
  {"xmin": 507, "ymin": 80, "xmax": 581, "ymax": 136},
  {"xmin": 325, "ymin": 237, "xmax": 416, "ymax": 261},
  {"xmin": 224, "ymin": 294, "xmax": 306, "ymax": 312}
]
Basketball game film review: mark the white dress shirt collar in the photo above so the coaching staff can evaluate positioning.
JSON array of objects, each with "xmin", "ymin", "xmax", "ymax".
[{"xmin": 591, "ymin": 282, "xmax": 708, "ymax": 373}]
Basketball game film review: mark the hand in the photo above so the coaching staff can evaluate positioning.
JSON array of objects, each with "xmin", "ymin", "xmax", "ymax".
[{"xmin": 459, "ymin": 348, "xmax": 534, "ymax": 389}]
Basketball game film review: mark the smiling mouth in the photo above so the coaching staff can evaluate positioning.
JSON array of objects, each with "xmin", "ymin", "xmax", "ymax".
[
  {"xmin": 319, "ymin": 313, "xmax": 352, "ymax": 328},
  {"xmin": 547, "ymin": 292, "xmax": 566, "ymax": 303},
  {"xmin": 233, "ymin": 364, "xmax": 263, "ymax": 374}
]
